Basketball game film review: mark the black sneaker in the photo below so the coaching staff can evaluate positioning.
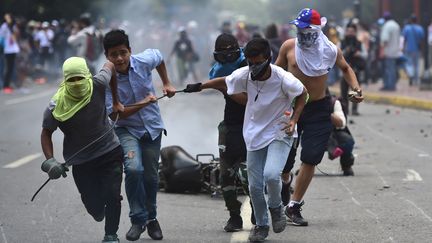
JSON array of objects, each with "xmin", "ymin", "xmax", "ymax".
[
  {"xmin": 102, "ymin": 234, "xmax": 119, "ymax": 243},
  {"xmin": 248, "ymin": 225, "xmax": 269, "ymax": 242},
  {"xmin": 224, "ymin": 214, "xmax": 243, "ymax": 232},
  {"xmin": 147, "ymin": 219, "xmax": 163, "ymax": 240},
  {"xmin": 126, "ymin": 224, "xmax": 146, "ymax": 241},
  {"xmin": 281, "ymin": 172, "xmax": 293, "ymax": 206},
  {"xmin": 285, "ymin": 201, "xmax": 308, "ymax": 226},
  {"xmin": 342, "ymin": 166, "xmax": 354, "ymax": 176},
  {"xmin": 269, "ymin": 205, "xmax": 287, "ymax": 233}
]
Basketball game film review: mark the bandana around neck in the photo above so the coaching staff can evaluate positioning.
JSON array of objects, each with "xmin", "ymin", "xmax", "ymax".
[{"xmin": 295, "ymin": 28, "xmax": 338, "ymax": 77}]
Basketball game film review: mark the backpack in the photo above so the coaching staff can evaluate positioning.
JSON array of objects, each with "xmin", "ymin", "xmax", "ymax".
[{"xmin": 85, "ymin": 32, "xmax": 103, "ymax": 61}]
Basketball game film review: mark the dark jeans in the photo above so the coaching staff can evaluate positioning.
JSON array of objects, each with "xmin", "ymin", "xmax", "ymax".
[
  {"xmin": 4, "ymin": 53, "xmax": 16, "ymax": 88},
  {"xmin": 218, "ymin": 121, "xmax": 249, "ymax": 215},
  {"xmin": 340, "ymin": 74, "xmax": 359, "ymax": 115},
  {"xmin": 72, "ymin": 146, "xmax": 123, "ymax": 235}
]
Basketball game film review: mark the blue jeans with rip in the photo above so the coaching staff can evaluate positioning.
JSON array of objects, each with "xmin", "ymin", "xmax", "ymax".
[
  {"xmin": 247, "ymin": 137, "xmax": 293, "ymax": 226},
  {"xmin": 115, "ymin": 127, "xmax": 161, "ymax": 225}
]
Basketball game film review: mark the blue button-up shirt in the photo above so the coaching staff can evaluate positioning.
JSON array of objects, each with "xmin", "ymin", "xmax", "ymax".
[{"xmin": 106, "ymin": 49, "xmax": 165, "ymax": 140}]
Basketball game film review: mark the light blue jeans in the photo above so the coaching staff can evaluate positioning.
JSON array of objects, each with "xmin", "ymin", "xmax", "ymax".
[
  {"xmin": 247, "ymin": 137, "xmax": 293, "ymax": 226},
  {"xmin": 115, "ymin": 127, "xmax": 161, "ymax": 225}
]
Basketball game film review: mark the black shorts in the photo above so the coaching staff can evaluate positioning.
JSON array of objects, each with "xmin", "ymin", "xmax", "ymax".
[{"xmin": 283, "ymin": 96, "xmax": 332, "ymax": 172}]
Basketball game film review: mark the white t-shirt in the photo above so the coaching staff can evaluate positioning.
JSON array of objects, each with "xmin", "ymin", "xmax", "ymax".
[
  {"xmin": 0, "ymin": 23, "xmax": 20, "ymax": 54},
  {"xmin": 34, "ymin": 29, "xmax": 54, "ymax": 48},
  {"xmin": 225, "ymin": 64, "xmax": 305, "ymax": 151},
  {"xmin": 380, "ymin": 19, "xmax": 401, "ymax": 58}
]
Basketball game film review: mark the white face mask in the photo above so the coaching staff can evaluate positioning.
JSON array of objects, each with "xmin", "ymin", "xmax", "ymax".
[{"xmin": 297, "ymin": 28, "xmax": 320, "ymax": 48}]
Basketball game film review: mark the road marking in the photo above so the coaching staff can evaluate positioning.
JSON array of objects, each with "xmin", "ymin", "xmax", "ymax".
[
  {"xmin": 3, "ymin": 153, "xmax": 43, "ymax": 169},
  {"xmin": 418, "ymin": 153, "xmax": 430, "ymax": 158},
  {"xmin": 230, "ymin": 197, "xmax": 252, "ymax": 243},
  {"xmin": 402, "ymin": 198, "xmax": 432, "ymax": 222},
  {"xmin": 0, "ymin": 221, "xmax": 7, "ymax": 243},
  {"xmin": 4, "ymin": 90, "xmax": 54, "ymax": 106},
  {"xmin": 403, "ymin": 169, "xmax": 423, "ymax": 182}
]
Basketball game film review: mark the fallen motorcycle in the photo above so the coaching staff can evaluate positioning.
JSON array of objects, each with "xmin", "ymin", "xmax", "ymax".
[{"xmin": 159, "ymin": 145, "xmax": 246, "ymax": 196}]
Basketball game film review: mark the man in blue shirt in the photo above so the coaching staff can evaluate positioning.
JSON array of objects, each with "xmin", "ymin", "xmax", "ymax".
[
  {"xmin": 104, "ymin": 29, "xmax": 176, "ymax": 241},
  {"xmin": 402, "ymin": 14, "xmax": 425, "ymax": 86}
]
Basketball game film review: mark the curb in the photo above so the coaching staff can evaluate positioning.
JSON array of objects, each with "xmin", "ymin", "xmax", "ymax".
[{"xmin": 328, "ymin": 87, "xmax": 432, "ymax": 111}]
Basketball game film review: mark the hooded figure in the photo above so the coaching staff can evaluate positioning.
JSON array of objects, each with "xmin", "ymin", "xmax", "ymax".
[{"xmin": 52, "ymin": 57, "xmax": 93, "ymax": 121}]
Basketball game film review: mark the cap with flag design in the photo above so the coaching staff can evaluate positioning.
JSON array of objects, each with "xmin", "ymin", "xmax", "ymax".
[{"xmin": 290, "ymin": 8, "xmax": 321, "ymax": 29}]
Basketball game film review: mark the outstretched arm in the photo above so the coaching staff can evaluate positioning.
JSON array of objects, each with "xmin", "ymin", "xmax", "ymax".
[{"xmin": 184, "ymin": 77, "xmax": 227, "ymax": 93}]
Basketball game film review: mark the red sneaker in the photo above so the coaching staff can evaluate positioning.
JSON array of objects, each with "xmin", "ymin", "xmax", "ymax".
[{"xmin": 2, "ymin": 87, "xmax": 13, "ymax": 94}]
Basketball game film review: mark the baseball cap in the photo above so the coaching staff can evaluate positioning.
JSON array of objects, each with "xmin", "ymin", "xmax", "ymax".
[{"xmin": 290, "ymin": 8, "xmax": 321, "ymax": 29}]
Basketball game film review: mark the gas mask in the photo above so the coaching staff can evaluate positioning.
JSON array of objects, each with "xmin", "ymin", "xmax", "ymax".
[
  {"xmin": 213, "ymin": 48, "xmax": 241, "ymax": 64},
  {"xmin": 249, "ymin": 58, "xmax": 271, "ymax": 81},
  {"xmin": 297, "ymin": 28, "xmax": 320, "ymax": 48}
]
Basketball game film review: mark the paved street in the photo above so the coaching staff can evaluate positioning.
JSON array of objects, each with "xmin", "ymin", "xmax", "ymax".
[{"xmin": 0, "ymin": 82, "xmax": 432, "ymax": 242}]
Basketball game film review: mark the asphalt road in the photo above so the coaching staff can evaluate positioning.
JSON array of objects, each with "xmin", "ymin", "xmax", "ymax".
[{"xmin": 0, "ymin": 83, "xmax": 431, "ymax": 243}]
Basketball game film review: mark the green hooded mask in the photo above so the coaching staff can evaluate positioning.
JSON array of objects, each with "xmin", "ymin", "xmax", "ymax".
[{"xmin": 52, "ymin": 57, "xmax": 93, "ymax": 121}]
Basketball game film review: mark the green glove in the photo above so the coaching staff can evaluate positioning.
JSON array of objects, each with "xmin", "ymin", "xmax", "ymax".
[{"xmin": 41, "ymin": 158, "xmax": 69, "ymax": 179}]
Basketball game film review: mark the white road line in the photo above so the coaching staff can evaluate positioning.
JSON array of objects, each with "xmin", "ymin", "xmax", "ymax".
[
  {"xmin": 3, "ymin": 153, "xmax": 43, "ymax": 169},
  {"xmin": 230, "ymin": 197, "xmax": 252, "ymax": 243},
  {"xmin": 402, "ymin": 198, "xmax": 432, "ymax": 222},
  {"xmin": 4, "ymin": 90, "xmax": 54, "ymax": 106},
  {"xmin": 403, "ymin": 169, "xmax": 423, "ymax": 182},
  {"xmin": 0, "ymin": 221, "xmax": 7, "ymax": 243},
  {"xmin": 418, "ymin": 153, "xmax": 430, "ymax": 158},
  {"xmin": 373, "ymin": 168, "xmax": 390, "ymax": 188}
]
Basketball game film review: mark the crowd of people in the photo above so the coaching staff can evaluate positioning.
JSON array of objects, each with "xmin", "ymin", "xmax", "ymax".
[{"xmin": 0, "ymin": 5, "xmax": 429, "ymax": 243}]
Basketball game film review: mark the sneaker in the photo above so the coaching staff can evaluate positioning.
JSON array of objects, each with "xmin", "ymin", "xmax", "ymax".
[
  {"xmin": 269, "ymin": 205, "xmax": 287, "ymax": 233},
  {"xmin": 2, "ymin": 87, "xmax": 13, "ymax": 94},
  {"xmin": 248, "ymin": 225, "xmax": 269, "ymax": 242},
  {"xmin": 126, "ymin": 224, "xmax": 146, "ymax": 241},
  {"xmin": 224, "ymin": 214, "xmax": 243, "ymax": 232},
  {"xmin": 147, "ymin": 219, "xmax": 163, "ymax": 240},
  {"xmin": 285, "ymin": 201, "xmax": 308, "ymax": 226},
  {"xmin": 342, "ymin": 166, "xmax": 354, "ymax": 176},
  {"xmin": 281, "ymin": 172, "xmax": 293, "ymax": 206},
  {"xmin": 102, "ymin": 234, "xmax": 119, "ymax": 243}
]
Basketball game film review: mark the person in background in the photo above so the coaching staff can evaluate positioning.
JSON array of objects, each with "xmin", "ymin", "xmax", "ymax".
[
  {"xmin": 340, "ymin": 23, "xmax": 365, "ymax": 116},
  {"xmin": 169, "ymin": 27, "xmax": 199, "ymax": 84},
  {"xmin": 402, "ymin": 14, "xmax": 425, "ymax": 86},
  {"xmin": 380, "ymin": 12, "xmax": 400, "ymax": 91},
  {"xmin": 0, "ymin": 13, "xmax": 20, "ymax": 94},
  {"xmin": 327, "ymin": 93, "xmax": 355, "ymax": 176}
]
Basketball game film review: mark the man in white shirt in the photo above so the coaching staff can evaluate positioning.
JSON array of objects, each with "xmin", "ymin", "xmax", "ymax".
[
  {"xmin": 184, "ymin": 38, "xmax": 308, "ymax": 242},
  {"xmin": 380, "ymin": 12, "xmax": 400, "ymax": 91}
]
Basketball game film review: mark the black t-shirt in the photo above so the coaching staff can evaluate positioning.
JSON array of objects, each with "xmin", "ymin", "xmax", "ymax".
[
  {"xmin": 42, "ymin": 67, "xmax": 120, "ymax": 165},
  {"xmin": 223, "ymin": 59, "xmax": 248, "ymax": 126}
]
